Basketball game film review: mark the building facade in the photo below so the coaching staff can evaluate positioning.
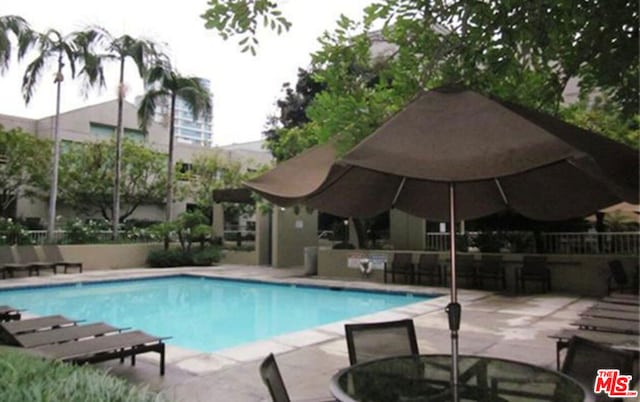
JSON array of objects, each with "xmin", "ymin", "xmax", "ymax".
[{"xmin": 0, "ymin": 99, "xmax": 271, "ymax": 227}]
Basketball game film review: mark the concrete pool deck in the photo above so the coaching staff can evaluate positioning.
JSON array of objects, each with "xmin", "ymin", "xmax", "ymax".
[{"xmin": 0, "ymin": 265, "xmax": 601, "ymax": 401}]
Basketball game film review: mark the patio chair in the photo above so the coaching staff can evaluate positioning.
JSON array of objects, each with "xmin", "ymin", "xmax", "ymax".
[
  {"xmin": 414, "ymin": 254, "xmax": 441, "ymax": 285},
  {"xmin": 259, "ymin": 353, "xmax": 335, "ymax": 402},
  {"xmin": 384, "ymin": 253, "xmax": 414, "ymax": 284},
  {"xmin": 561, "ymin": 336, "xmax": 637, "ymax": 402},
  {"xmin": 4, "ymin": 246, "xmax": 56, "ymax": 277},
  {"xmin": 445, "ymin": 254, "xmax": 476, "ymax": 288},
  {"xmin": 477, "ymin": 254, "xmax": 506, "ymax": 290},
  {"xmin": 31, "ymin": 330, "xmax": 167, "ymax": 375},
  {"xmin": 517, "ymin": 255, "xmax": 550, "ymax": 293},
  {"xmin": 344, "ymin": 319, "xmax": 419, "ymax": 365},
  {"xmin": 42, "ymin": 245, "xmax": 83, "ymax": 273},
  {"xmin": 608, "ymin": 260, "xmax": 637, "ymax": 295}
]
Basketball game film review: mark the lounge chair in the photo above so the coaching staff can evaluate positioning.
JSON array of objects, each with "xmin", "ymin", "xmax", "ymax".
[
  {"xmin": 0, "ymin": 305, "xmax": 22, "ymax": 321},
  {"xmin": 344, "ymin": 319, "xmax": 419, "ymax": 365},
  {"xmin": 608, "ymin": 260, "xmax": 637, "ymax": 295},
  {"xmin": 571, "ymin": 317, "xmax": 639, "ymax": 334},
  {"xmin": 414, "ymin": 254, "xmax": 441, "ymax": 285},
  {"xmin": 384, "ymin": 253, "xmax": 414, "ymax": 284},
  {"xmin": 579, "ymin": 308, "xmax": 638, "ymax": 321},
  {"xmin": 517, "ymin": 255, "xmax": 550, "ymax": 293},
  {"xmin": 592, "ymin": 301, "xmax": 638, "ymax": 312},
  {"xmin": 259, "ymin": 353, "xmax": 335, "ymax": 402},
  {"xmin": 1, "ymin": 315, "xmax": 77, "ymax": 336},
  {"xmin": 4, "ymin": 246, "xmax": 56, "ymax": 277},
  {"xmin": 477, "ymin": 254, "xmax": 506, "ymax": 290},
  {"xmin": 548, "ymin": 328, "xmax": 639, "ymax": 370},
  {"xmin": 14, "ymin": 322, "xmax": 122, "ymax": 348},
  {"xmin": 601, "ymin": 295, "xmax": 639, "ymax": 306},
  {"xmin": 0, "ymin": 247, "xmax": 14, "ymax": 279},
  {"xmin": 42, "ymin": 245, "xmax": 83, "ymax": 273},
  {"xmin": 561, "ymin": 336, "xmax": 637, "ymax": 402},
  {"xmin": 31, "ymin": 330, "xmax": 167, "ymax": 375}
]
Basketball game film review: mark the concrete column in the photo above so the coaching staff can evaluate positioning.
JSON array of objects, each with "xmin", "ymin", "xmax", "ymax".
[
  {"xmin": 389, "ymin": 209, "xmax": 425, "ymax": 250},
  {"xmin": 212, "ymin": 203, "xmax": 224, "ymax": 238},
  {"xmin": 271, "ymin": 207, "xmax": 318, "ymax": 268},
  {"xmin": 255, "ymin": 209, "xmax": 270, "ymax": 265}
]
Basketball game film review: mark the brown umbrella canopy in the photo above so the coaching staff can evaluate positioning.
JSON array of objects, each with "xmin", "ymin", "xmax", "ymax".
[{"xmin": 247, "ymin": 87, "xmax": 638, "ymax": 221}]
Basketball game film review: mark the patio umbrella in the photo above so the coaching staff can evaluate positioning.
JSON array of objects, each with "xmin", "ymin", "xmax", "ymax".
[{"xmin": 246, "ymin": 86, "xmax": 639, "ymax": 400}]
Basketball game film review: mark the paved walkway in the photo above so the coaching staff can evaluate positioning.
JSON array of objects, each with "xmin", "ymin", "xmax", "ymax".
[{"xmin": 0, "ymin": 265, "xmax": 597, "ymax": 401}]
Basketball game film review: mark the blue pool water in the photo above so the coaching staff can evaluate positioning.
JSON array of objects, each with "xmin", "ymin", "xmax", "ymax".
[{"xmin": 0, "ymin": 276, "xmax": 433, "ymax": 352}]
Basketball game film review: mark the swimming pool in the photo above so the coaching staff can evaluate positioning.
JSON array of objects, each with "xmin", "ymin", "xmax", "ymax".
[{"xmin": 0, "ymin": 275, "xmax": 434, "ymax": 352}]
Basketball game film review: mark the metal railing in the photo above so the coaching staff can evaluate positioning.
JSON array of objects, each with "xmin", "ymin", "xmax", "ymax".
[{"xmin": 426, "ymin": 231, "xmax": 639, "ymax": 255}]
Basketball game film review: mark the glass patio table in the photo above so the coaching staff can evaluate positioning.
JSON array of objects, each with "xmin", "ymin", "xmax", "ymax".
[{"xmin": 330, "ymin": 354, "xmax": 593, "ymax": 402}]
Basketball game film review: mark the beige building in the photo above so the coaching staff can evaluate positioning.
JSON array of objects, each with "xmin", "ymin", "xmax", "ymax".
[{"xmin": 0, "ymin": 99, "xmax": 272, "ymax": 226}]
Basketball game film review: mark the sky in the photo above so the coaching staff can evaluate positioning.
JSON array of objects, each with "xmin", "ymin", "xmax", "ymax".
[{"xmin": 0, "ymin": 0, "xmax": 375, "ymax": 145}]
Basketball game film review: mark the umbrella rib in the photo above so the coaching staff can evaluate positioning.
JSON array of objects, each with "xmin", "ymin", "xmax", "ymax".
[
  {"xmin": 494, "ymin": 178, "xmax": 509, "ymax": 206},
  {"xmin": 391, "ymin": 177, "xmax": 407, "ymax": 207}
]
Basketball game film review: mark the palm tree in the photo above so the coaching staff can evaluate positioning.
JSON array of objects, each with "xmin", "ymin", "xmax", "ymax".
[
  {"xmin": 137, "ymin": 63, "xmax": 212, "ymax": 227},
  {"xmin": 0, "ymin": 15, "xmax": 33, "ymax": 74},
  {"xmin": 87, "ymin": 31, "xmax": 163, "ymax": 240},
  {"xmin": 21, "ymin": 27, "xmax": 106, "ymax": 242}
]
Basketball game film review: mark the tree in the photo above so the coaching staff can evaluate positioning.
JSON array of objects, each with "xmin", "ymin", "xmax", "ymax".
[
  {"xmin": 82, "ymin": 29, "xmax": 164, "ymax": 239},
  {"xmin": 201, "ymin": 0, "xmax": 638, "ymax": 117},
  {"xmin": 138, "ymin": 63, "xmax": 212, "ymax": 226},
  {"xmin": 58, "ymin": 139, "xmax": 168, "ymax": 222},
  {"xmin": 201, "ymin": 0, "xmax": 291, "ymax": 55},
  {"xmin": 263, "ymin": 68, "xmax": 326, "ymax": 161},
  {"xmin": 0, "ymin": 15, "xmax": 33, "ymax": 74},
  {"xmin": 21, "ymin": 27, "xmax": 106, "ymax": 241},
  {"xmin": 0, "ymin": 126, "xmax": 51, "ymax": 217}
]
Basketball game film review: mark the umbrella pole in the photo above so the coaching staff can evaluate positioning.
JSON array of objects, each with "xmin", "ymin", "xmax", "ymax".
[{"xmin": 446, "ymin": 182, "xmax": 461, "ymax": 402}]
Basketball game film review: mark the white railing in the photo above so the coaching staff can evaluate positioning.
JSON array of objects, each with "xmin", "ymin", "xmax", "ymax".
[
  {"xmin": 426, "ymin": 231, "xmax": 639, "ymax": 255},
  {"xmin": 19, "ymin": 230, "xmax": 151, "ymax": 244}
]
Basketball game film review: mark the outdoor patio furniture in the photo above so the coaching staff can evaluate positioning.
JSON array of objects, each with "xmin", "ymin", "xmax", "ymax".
[
  {"xmin": 579, "ymin": 308, "xmax": 638, "ymax": 321},
  {"xmin": 42, "ymin": 245, "xmax": 83, "ymax": 273},
  {"xmin": 259, "ymin": 353, "xmax": 335, "ymax": 402},
  {"xmin": 561, "ymin": 336, "xmax": 637, "ymax": 402},
  {"xmin": 3, "ymin": 246, "xmax": 57, "ymax": 277},
  {"xmin": 548, "ymin": 328, "xmax": 639, "ymax": 370},
  {"xmin": 414, "ymin": 254, "xmax": 441, "ymax": 285},
  {"xmin": 445, "ymin": 254, "xmax": 476, "ymax": 288},
  {"xmin": 13, "ymin": 322, "xmax": 123, "ymax": 348},
  {"xmin": 608, "ymin": 260, "xmax": 637, "ymax": 295},
  {"xmin": 571, "ymin": 317, "xmax": 639, "ymax": 334},
  {"xmin": 383, "ymin": 253, "xmax": 414, "ymax": 284},
  {"xmin": 592, "ymin": 301, "xmax": 639, "ymax": 312},
  {"xmin": 344, "ymin": 319, "xmax": 419, "ymax": 365},
  {"xmin": 476, "ymin": 254, "xmax": 506, "ymax": 290},
  {"xmin": 31, "ymin": 330, "xmax": 167, "ymax": 375},
  {"xmin": 517, "ymin": 255, "xmax": 550, "ymax": 293},
  {"xmin": 0, "ymin": 315, "xmax": 77, "ymax": 336},
  {"xmin": 0, "ymin": 305, "xmax": 22, "ymax": 322},
  {"xmin": 602, "ymin": 295, "xmax": 640, "ymax": 306}
]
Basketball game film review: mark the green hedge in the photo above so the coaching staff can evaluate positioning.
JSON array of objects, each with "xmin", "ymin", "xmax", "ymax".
[
  {"xmin": 0, "ymin": 347, "xmax": 167, "ymax": 402},
  {"xmin": 146, "ymin": 246, "xmax": 222, "ymax": 268}
]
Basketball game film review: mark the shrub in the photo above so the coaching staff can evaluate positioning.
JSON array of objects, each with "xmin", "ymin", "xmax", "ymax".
[
  {"xmin": 61, "ymin": 218, "xmax": 110, "ymax": 244},
  {"xmin": 191, "ymin": 246, "xmax": 222, "ymax": 266},
  {"xmin": 0, "ymin": 346, "xmax": 167, "ymax": 402},
  {"xmin": 146, "ymin": 248, "xmax": 192, "ymax": 268},
  {"xmin": 0, "ymin": 218, "xmax": 32, "ymax": 245},
  {"xmin": 146, "ymin": 246, "xmax": 221, "ymax": 268}
]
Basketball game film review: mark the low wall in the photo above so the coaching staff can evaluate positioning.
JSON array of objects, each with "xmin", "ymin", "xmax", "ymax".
[
  {"xmin": 220, "ymin": 249, "xmax": 258, "ymax": 265},
  {"xmin": 317, "ymin": 248, "xmax": 638, "ymax": 297},
  {"xmin": 58, "ymin": 243, "xmax": 164, "ymax": 270}
]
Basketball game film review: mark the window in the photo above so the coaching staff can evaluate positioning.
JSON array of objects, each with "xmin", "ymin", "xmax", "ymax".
[{"xmin": 90, "ymin": 122, "xmax": 145, "ymax": 142}]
